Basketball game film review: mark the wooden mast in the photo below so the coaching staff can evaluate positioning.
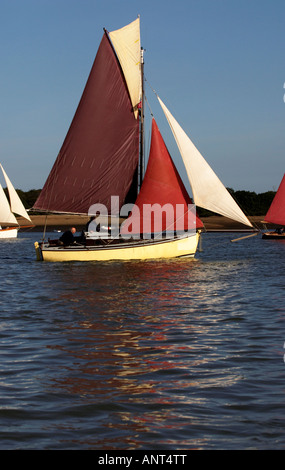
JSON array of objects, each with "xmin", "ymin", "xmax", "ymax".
[{"xmin": 139, "ymin": 46, "xmax": 145, "ymax": 192}]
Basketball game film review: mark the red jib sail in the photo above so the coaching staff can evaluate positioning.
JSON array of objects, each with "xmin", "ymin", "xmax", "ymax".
[
  {"xmin": 121, "ymin": 118, "xmax": 203, "ymax": 235},
  {"xmin": 264, "ymin": 174, "xmax": 285, "ymax": 226},
  {"xmin": 33, "ymin": 31, "xmax": 139, "ymax": 214}
]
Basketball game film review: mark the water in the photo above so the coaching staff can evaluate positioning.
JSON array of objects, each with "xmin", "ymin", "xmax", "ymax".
[{"xmin": 0, "ymin": 231, "xmax": 284, "ymax": 450}]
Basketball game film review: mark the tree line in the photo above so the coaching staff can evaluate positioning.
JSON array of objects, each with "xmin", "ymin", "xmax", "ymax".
[
  {"xmin": 6, "ymin": 188, "xmax": 276, "ymax": 217},
  {"xmin": 198, "ymin": 189, "xmax": 275, "ymax": 217}
]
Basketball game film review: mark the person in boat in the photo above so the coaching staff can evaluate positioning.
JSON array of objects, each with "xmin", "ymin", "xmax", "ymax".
[
  {"xmin": 58, "ymin": 227, "xmax": 77, "ymax": 246},
  {"xmin": 275, "ymin": 227, "xmax": 284, "ymax": 234}
]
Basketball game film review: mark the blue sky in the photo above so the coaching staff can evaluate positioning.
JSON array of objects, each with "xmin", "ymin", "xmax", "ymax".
[{"xmin": 0, "ymin": 0, "xmax": 284, "ymax": 194}]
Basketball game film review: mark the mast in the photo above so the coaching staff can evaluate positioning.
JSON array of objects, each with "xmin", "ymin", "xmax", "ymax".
[{"xmin": 139, "ymin": 46, "xmax": 145, "ymax": 191}]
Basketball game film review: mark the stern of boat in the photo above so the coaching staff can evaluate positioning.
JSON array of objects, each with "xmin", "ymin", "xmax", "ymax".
[{"xmin": 34, "ymin": 241, "xmax": 43, "ymax": 261}]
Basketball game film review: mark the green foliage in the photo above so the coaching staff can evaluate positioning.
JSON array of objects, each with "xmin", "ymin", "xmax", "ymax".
[
  {"xmin": 228, "ymin": 189, "xmax": 276, "ymax": 216},
  {"xmin": 196, "ymin": 188, "xmax": 276, "ymax": 217},
  {"xmin": 16, "ymin": 189, "xmax": 42, "ymax": 208},
  {"xmin": 4, "ymin": 188, "xmax": 41, "ymax": 209}
]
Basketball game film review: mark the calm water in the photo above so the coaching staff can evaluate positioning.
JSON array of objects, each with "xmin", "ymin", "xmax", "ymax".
[{"xmin": 0, "ymin": 230, "xmax": 284, "ymax": 450}]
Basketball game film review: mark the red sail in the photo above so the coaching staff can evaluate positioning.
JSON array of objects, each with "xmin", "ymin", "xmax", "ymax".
[
  {"xmin": 264, "ymin": 174, "xmax": 285, "ymax": 225},
  {"xmin": 33, "ymin": 32, "xmax": 139, "ymax": 214},
  {"xmin": 121, "ymin": 118, "xmax": 203, "ymax": 235}
]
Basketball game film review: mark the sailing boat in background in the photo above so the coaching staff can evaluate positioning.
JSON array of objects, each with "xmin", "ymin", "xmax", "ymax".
[
  {"xmin": 262, "ymin": 174, "xmax": 285, "ymax": 239},
  {"xmin": 0, "ymin": 163, "xmax": 33, "ymax": 238},
  {"xmin": 33, "ymin": 17, "xmax": 252, "ymax": 262}
]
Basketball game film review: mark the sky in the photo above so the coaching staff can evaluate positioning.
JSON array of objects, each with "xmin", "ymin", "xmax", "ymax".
[{"xmin": 0, "ymin": 0, "xmax": 284, "ymax": 194}]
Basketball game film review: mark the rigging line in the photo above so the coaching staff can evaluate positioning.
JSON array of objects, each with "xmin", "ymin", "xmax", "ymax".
[
  {"xmin": 145, "ymin": 77, "xmax": 158, "ymax": 98},
  {"xmin": 145, "ymin": 94, "xmax": 154, "ymax": 117},
  {"xmin": 42, "ymin": 213, "xmax": 48, "ymax": 242}
]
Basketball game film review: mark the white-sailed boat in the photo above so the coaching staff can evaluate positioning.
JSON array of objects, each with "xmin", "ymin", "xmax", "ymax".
[{"xmin": 0, "ymin": 163, "xmax": 32, "ymax": 239}]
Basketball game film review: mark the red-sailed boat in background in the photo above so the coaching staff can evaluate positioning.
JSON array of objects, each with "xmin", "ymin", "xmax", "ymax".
[{"xmin": 262, "ymin": 174, "xmax": 285, "ymax": 239}]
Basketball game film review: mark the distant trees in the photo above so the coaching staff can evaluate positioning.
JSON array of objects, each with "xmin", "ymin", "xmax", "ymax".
[
  {"xmin": 193, "ymin": 189, "xmax": 276, "ymax": 217},
  {"xmin": 4, "ymin": 187, "xmax": 277, "ymax": 216},
  {"xmin": 15, "ymin": 189, "xmax": 42, "ymax": 209},
  {"xmin": 3, "ymin": 188, "xmax": 41, "ymax": 210},
  {"xmin": 227, "ymin": 189, "xmax": 276, "ymax": 216}
]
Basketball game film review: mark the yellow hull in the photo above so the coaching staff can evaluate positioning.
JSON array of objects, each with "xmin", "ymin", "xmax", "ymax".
[{"xmin": 34, "ymin": 233, "xmax": 200, "ymax": 262}]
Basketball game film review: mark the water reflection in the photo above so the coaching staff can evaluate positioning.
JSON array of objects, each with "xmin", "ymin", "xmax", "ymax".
[
  {"xmin": 1, "ymin": 233, "xmax": 284, "ymax": 448},
  {"xmin": 39, "ymin": 258, "xmax": 245, "ymax": 447}
]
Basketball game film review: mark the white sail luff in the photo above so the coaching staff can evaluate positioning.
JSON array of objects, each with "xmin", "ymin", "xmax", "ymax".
[
  {"xmin": 109, "ymin": 18, "xmax": 141, "ymax": 118},
  {"xmin": 158, "ymin": 97, "xmax": 253, "ymax": 227},
  {"xmin": 0, "ymin": 164, "xmax": 31, "ymax": 222}
]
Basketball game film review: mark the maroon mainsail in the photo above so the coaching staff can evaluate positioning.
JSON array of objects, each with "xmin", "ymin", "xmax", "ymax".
[{"xmin": 33, "ymin": 31, "xmax": 139, "ymax": 214}]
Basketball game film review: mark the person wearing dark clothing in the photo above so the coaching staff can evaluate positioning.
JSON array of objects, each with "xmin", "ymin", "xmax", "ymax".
[{"xmin": 59, "ymin": 227, "xmax": 76, "ymax": 246}]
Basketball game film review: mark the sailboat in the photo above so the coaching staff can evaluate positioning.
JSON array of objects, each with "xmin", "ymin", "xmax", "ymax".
[
  {"xmin": 262, "ymin": 174, "xmax": 285, "ymax": 239},
  {"xmin": 0, "ymin": 163, "xmax": 33, "ymax": 239},
  {"xmin": 33, "ymin": 18, "xmax": 252, "ymax": 262}
]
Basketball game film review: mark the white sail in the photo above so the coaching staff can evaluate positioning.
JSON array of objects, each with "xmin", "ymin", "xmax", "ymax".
[
  {"xmin": 158, "ymin": 97, "xmax": 253, "ymax": 227},
  {"xmin": 0, "ymin": 184, "xmax": 18, "ymax": 225},
  {"xmin": 109, "ymin": 18, "xmax": 141, "ymax": 118},
  {"xmin": 0, "ymin": 164, "xmax": 31, "ymax": 222}
]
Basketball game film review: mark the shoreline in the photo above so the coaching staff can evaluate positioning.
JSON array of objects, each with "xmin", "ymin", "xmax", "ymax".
[{"xmin": 17, "ymin": 214, "xmax": 271, "ymax": 233}]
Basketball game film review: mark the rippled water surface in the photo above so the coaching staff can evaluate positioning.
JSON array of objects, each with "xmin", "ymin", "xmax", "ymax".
[{"xmin": 0, "ymin": 231, "xmax": 284, "ymax": 449}]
